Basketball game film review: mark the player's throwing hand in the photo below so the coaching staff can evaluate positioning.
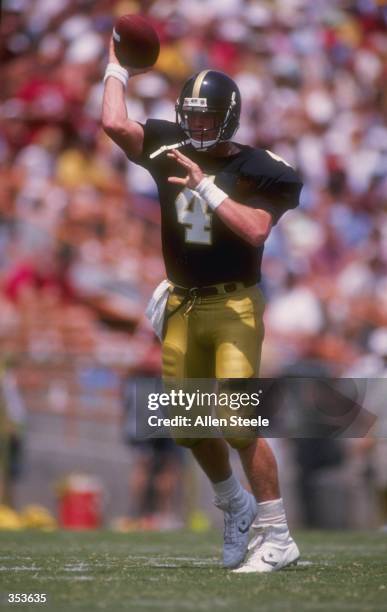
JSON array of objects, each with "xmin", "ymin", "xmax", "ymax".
[{"xmin": 167, "ymin": 149, "xmax": 204, "ymax": 189}]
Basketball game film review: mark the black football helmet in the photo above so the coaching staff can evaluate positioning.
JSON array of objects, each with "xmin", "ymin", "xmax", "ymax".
[{"xmin": 175, "ymin": 70, "xmax": 241, "ymax": 151}]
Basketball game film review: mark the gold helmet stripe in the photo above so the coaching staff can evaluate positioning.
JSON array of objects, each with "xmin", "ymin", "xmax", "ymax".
[{"xmin": 192, "ymin": 70, "xmax": 210, "ymax": 98}]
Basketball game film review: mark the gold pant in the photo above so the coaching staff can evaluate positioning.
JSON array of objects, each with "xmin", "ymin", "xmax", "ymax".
[{"xmin": 162, "ymin": 285, "xmax": 265, "ymax": 447}]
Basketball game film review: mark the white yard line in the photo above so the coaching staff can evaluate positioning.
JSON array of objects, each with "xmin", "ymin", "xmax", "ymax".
[{"xmin": 0, "ymin": 565, "xmax": 41, "ymax": 571}]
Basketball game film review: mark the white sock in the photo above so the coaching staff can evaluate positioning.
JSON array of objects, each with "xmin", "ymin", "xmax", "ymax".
[
  {"xmin": 255, "ymin": 498, "xmax": 288, "ymax": 527},
  {"xmin": 212, "ymin": 474, "xmax": 245, "ymax": 504}
]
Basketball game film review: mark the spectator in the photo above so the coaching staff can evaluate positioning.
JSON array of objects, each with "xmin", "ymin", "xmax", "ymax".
[
  {"xmin": 121, "ymin": 342, "xmax": 185, "ymax": 529},
  {"xmin": 0, "ymin": 357, "xmax": 26, "ymax": 506}
]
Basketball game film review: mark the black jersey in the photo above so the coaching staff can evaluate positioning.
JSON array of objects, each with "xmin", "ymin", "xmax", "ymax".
[{"xmin": 133, "ymin": 119, "xmax": 302, "ymax": 287}]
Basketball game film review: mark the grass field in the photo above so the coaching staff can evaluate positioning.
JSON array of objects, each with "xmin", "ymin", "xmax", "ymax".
[{"xmin": 0, "ymin": 530, "xmax": 386, "ymax": 612}]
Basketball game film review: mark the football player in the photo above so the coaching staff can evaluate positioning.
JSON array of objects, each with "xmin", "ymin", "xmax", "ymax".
[{"xmin": 102, "ymin": 38, "xmax": 302, "ymax": 572}]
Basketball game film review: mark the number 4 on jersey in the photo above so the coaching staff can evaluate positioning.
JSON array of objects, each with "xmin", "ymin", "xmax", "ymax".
[{"xmin": 175, "ymin": 183, "xmax": 213, "ymax": 245}]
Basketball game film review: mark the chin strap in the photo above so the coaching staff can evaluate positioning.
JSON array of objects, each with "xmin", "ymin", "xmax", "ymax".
[
  {"xmin": 189, "ymin": 137, "xmax": 218, "ymax": 151},
  {"xmin": 149, "ymin": 138, "xmax": 191, "ymax": 159}
]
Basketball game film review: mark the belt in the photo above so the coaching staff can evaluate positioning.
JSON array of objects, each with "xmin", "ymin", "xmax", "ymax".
[
  {"xmin": 171, "ymin": 280, "xmax": 254, "ymax": 298},
  {"xmin": 166, "ymin": 280, "xmax": 255, "ymax": 321}
]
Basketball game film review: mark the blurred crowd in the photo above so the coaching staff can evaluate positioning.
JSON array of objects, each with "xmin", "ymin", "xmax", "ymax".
[{"xmin": 0, "ymin": 0, "xmax": 386, "ymax": 376}]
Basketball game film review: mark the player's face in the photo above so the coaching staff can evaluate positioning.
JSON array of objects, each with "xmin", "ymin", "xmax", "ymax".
[{"xmin": 185, "ymin": 110, "xmax": 223, "ymax": 140}]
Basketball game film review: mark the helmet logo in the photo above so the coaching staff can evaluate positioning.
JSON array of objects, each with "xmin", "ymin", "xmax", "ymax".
[{"xmin": 183, "ymin": 97, "xmax": 208, "ymax": 108}]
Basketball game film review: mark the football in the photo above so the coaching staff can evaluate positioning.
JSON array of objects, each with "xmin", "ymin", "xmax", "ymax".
[{"xmin": 113, "ymin": 14, "xmax": 160, "ymax": 69}]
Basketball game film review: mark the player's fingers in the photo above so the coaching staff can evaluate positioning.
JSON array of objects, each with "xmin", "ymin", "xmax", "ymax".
[
  {"xmin": 167, "ymin": 176, "xmax": 188, "ymax": 185},
  {"xmin": 168, "ymin": 150, "xmax": 196, "ymax": 167},
  {"xmin": 171, "ymin": 149, "xmax": 192, "ymax": 163},
  {"xmin": 167, "ymin": 152, "xmax": 192, "ymax": 168}
]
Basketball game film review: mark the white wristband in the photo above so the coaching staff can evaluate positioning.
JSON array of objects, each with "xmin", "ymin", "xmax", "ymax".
[
  {"xmin": 195, "ymin": 177, "xmax": 228, "ymax": 210},
  {"xmin": 103, "ymin": 63, "xmax": 129, "ymax": 88}
]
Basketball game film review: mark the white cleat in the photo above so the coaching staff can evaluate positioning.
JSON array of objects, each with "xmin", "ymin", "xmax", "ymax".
[
  {"xmin": 215, "ymin": 492, "xmax": 258, "ymax": 569},
  {"xmin": 232, "ymin": 524, "xmax": 300, "ymax": 573}
]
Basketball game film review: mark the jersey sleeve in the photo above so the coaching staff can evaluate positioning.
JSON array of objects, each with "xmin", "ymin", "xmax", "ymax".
[
  {"xmin": 134, "ymin": 119, "xmax": 182, "ymax": 172},
  {"xmin": 133, "ymin": 118, "xmax": 164, "ymax": 170},
  {"xmin": 238, "ymin": 153, "xmax": 303, "ymax": 224}
]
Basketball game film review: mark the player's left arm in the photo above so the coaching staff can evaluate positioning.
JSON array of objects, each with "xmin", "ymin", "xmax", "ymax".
[
  {"xmin": 208, "ymin": 197, "xmax": 273, "ymax": 246},
  {"xmin": 167, "ymin": 150, "xmax": 273, "ymax": 246}
]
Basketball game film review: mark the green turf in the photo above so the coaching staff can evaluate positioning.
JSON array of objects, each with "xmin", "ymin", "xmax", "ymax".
[{"xmin": 0, "ymin": 530, "xmax": 386, "ymax": 612}]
